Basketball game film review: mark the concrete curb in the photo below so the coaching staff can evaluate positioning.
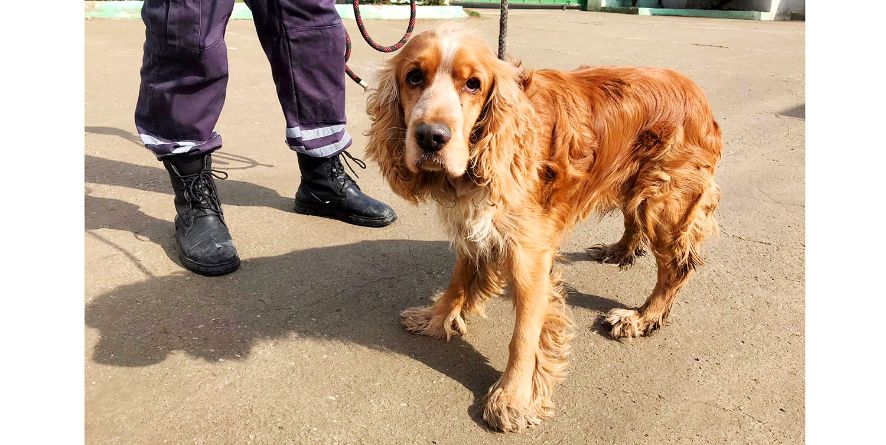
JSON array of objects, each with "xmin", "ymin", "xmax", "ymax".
[
  {"xmin": 593, "ymin": 6, "xmax": 774, "ymax": 21},
  {"xmin": 637, "ymin": 7, "xmax": 772, "ymax": 20},
  {"xmin": 84, "ymin": 1, "xmax": 468, "ymax": 20}
]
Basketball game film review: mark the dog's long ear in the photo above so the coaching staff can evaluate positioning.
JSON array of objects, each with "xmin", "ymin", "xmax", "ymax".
[
  {"xmin": 365, "ymin": 60, "xmax": 422, "ymax": 203},
  {"xmin": 469, "ymin": 58, "xmax": 538, "ymax": 206}
]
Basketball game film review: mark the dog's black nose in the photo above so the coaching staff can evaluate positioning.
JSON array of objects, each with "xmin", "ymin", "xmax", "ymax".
[{"xmin": 415, "ymin": 123, "xmax": 452, "ymax": 153}]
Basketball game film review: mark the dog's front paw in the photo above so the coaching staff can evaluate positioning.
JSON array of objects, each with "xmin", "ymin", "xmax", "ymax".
[
  {"xmin": 587, "ymin": 243, "xmax": 646, "ymax": 269},
  {"xmin": 605, "ymin": 308, "xmax": 662, "ymax": 339},
  {"xmin": 482, "ymin": 382, "xmax": 545, "ymax": 433},
  {"xmin": 400, "ymin": 305, "xmax": 467, "ymax": 341}
]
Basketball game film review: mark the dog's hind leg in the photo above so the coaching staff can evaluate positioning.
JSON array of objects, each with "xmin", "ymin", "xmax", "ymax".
[
  {"xmin": 606, "ymin": 173, "xmax": 720, "ymax": 339},
  {"xmin": 606, "ymin": 253, "xmax": 693, "ymax": 338},
  {"xmin": 401, "ymin": 254, "xmax": 503, "ymax": 340},
  {"xmin": 586, "ymin": 211, "xmax": 646, "ymax": 269}
]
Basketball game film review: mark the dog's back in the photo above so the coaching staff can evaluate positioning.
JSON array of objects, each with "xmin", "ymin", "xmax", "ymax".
[{"xmin": 525, "ymin": 66, "xmax": 720, "ymax": 222}]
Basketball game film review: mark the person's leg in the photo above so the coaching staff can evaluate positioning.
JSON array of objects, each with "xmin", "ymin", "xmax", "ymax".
[
  {"xmin": 135, "ymin": 0, "xmax": 240, "ymax": 275},
  {"xmin": 245, "ymin": 0, "xmax": 397, "ymax": 227},
  {"xmin": 135, "ymin": 0, "xmax": 234, "ymax": 157}
]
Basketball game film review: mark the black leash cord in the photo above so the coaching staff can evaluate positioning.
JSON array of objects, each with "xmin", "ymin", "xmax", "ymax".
[{"xmin": 498, "ymin": 0, "xmax": 508, "ymax": 60}]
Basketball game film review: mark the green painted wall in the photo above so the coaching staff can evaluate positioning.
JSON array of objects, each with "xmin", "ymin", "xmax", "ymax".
[{"xmin": 458, "ymin": 0, "xmax": 582, "ymax": 6}]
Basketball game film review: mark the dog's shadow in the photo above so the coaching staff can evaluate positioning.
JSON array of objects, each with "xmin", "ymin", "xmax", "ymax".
[
  {"xmin": 558, "ymin": 252, "xmax": 632, "ymax": 337},
  {"xmin": 86, "ymin": 237, "xmax": 627, "ymax": 429},
  {"xmin": 86, "ymin": 235, "xmax": 509, "ymax": 427},
  {"xmin": 564, "ymin": 284, "xmax": 626, "ymax": 338}
]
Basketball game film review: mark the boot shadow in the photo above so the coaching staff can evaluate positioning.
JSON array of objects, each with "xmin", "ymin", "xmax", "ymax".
[{"xmin": 85, "ymin": 194, "xmax": 180, "ymax": 267}]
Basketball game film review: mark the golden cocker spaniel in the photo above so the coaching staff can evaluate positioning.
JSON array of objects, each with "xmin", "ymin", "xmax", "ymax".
[{"xmin": 365, "ymin": 27, "xmax": 722, "ymax": 432}]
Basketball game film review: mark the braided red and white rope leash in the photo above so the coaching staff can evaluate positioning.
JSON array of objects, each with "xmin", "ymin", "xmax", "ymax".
[
  {"xmin": 344, "ymin": 0, "xmax": 417, "ymax": 89},
  {"xmin": 344, "ymin": 0, "xmax": 508, "ymax": 90}
]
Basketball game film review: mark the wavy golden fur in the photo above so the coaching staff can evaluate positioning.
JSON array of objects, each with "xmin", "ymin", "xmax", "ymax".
[{"xmin": 365, "ymin": 27, "xmax": 722, "ymax": 432}]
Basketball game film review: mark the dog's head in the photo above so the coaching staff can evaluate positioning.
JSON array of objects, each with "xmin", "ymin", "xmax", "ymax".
[{"xmin": 365, "ymin": 27, "xmax": 534, "ymax": 203}]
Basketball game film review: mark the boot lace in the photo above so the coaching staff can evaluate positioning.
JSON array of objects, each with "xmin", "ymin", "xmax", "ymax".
[
  {"xmin": 176, "ymin": 168, "xmax": 228, "ymax": 229},
  {"xmin": 330, "ymin": 150, "xmax": 367, "ymax": 189}
]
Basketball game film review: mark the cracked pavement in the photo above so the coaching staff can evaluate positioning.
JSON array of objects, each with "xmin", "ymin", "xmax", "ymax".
[{"xmin": 85, "ymin": 9, "xmax": 804, "ymax": 444}]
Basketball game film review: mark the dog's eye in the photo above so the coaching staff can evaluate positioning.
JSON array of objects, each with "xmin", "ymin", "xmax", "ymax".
[
  {"xmin": 465, "ymin": 77, "xmax": 481, "ymax": 93},
  {"xmin": 406, "ymin": 69, "xmax": 424, "ymax": 86}
]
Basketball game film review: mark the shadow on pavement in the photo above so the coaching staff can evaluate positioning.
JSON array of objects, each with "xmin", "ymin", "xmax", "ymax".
[
  {"xmin": 558, "ymin": 251, "xmax": 634, "ymax": 336},
  {"xmin": 562, "ymin": 283, "xmax": 625, "ymax": 338},
  {"xmin": 85, "ymin": 237, "xmax": 627, "ymax": 427},
  {"xmin": 85, "ymin": 125, "xmax": 277, "ymax": 171},
  {"xmin": 85, "ymin": 194, "xmax": 180, "ymax": 267},
  {"xmin": 85, "ymin": 239, "xmax": 503, "ymax": 426},
  {"xmin": 85, "ymin": 126, "xmax": 144, "ymax": 146},
  {"xmin": 778, "ymin": 103, "xmax": 805, "ymax": 120},
  {"xmin": 85, "ymin": 154, "xmax": 291, "ymax": 210}
]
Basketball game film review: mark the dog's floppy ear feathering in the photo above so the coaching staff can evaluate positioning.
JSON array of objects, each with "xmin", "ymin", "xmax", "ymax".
[
  {"xmin": 468, "ymin": 56, "xmax": 538, "ymax": 206},
  {"xmin": 364, "ymin": 59, "xmax": 419, "ymax": 202}
]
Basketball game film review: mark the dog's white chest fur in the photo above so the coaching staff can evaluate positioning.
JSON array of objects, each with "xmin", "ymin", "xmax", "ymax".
[{"xmin": 437, "ymin": 197, "xmax": 505, "ymax": 260}]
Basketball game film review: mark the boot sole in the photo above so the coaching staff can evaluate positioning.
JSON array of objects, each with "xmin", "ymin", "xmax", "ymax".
[
  {"xmin": 293, "ymin": 201, "xmax": 397, "ymax": 228},
  {"xmin": 178, "ymin": 251, "xmax": 241, "ymax": 276}
]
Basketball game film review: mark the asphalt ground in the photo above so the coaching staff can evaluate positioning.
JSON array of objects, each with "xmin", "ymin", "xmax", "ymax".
[{"xmin": 85, "ymin": 9, "xmax": 804, "ymax": 444}]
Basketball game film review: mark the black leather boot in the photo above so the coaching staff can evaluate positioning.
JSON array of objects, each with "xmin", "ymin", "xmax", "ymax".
[
  {"xmin": 163, "ymin": 153, "xmax": 240, "ymax": 276},
  {"xmin": 293, "ymin": 151, "xmax": 397, "ymax": 227}
]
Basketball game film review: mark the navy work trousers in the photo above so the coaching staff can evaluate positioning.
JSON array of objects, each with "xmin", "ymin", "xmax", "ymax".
[{"xmin": 134, "ymin": 0, "xmax": 351, "ymax": 159}]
